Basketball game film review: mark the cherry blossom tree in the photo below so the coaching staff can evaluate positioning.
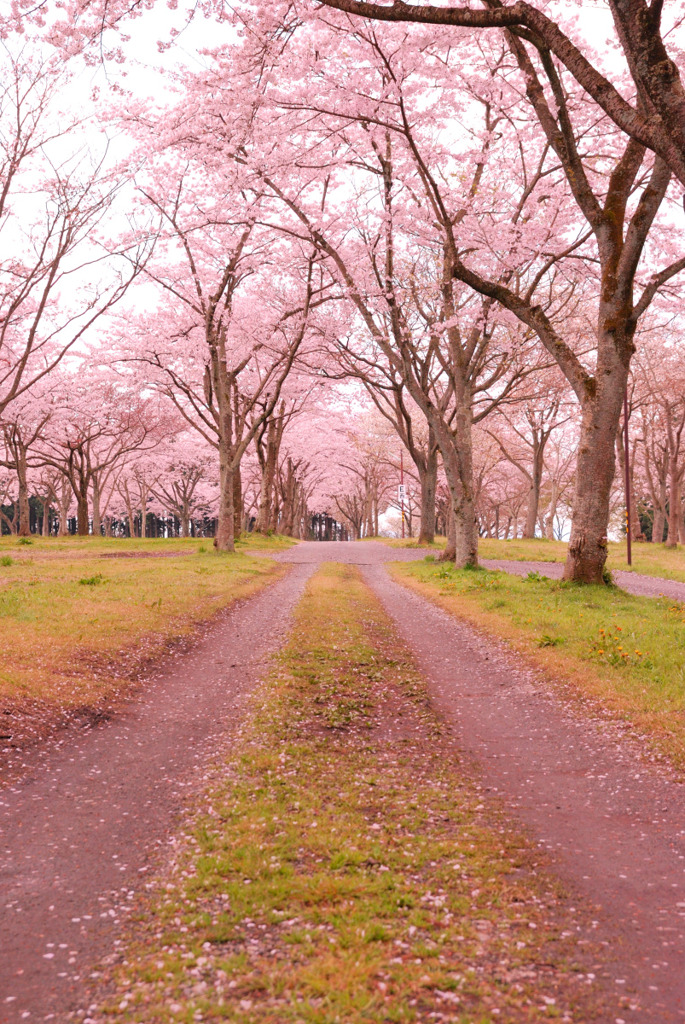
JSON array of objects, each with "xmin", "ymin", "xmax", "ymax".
[
  {"xmin": 314, "ymin": 0, "xmax": 685, "ymax": 188},
  {"xmin": 0, "ymin": 46, "xmax": 150, "ymax": 419}
]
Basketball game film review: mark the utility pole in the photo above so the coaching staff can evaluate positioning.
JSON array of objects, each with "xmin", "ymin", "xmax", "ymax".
[{"xmin": 624, "ymin": 386, "xmax": 632, "ymax": 566}]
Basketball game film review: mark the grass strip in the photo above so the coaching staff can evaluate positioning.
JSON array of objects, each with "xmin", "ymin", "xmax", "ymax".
[
  {"xmin": 392, "ymin": 560, "xmax": 685, "ymax": 771},
  {"xmin": 374, "ymin": 535, "xmax": 685, "ymax": 584},
  {"xmin": 87, "ymin": 563, "xmax": 618, "ymax": 1024},
  {"xmin": 0, "ymin": 535, "xmax": 290, "ymax": 709}
]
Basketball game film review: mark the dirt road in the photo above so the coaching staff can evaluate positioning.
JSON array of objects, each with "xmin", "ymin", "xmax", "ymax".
[
  {"xmin": 2, "ymin": 540, "xmax": 684, "ymax": 1022},
  {"xmin": 278, "ymin": 542, "xmax": 685, "ymax": 1021},
  {"xmin": 0, "ymin": 564, "xmax": 314, "ymax": 1024}
]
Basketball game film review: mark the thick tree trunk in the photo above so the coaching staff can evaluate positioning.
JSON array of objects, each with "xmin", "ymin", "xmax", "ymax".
[
  {"xmin": 76, "ymin": 495, "xmax": 89, "ymax": 536},
  {"xmin": 522, "ymin": 451, "xmax": 543, "ymax": 540},
  {"xmin": 522, "ymin": 479, "xmax": 539, "ymax": 539},
  {"xmin": 417, "ymin": 447, "xmax": 437, "ymax": 545},
  {"xmin": 17, "ymin": 457, "xmax": 30, "ymax": 537},
  {"xmin": 652, "ymin": 504, "xmax": 665, "ymax": 544},
  {"xmin": 215, "ymin": 457, "xmax": 235, "ymax": 552},
  {"xmin": 438, "ymin": 399, "xmax": 478, "ymax": 567},
  {"xmin": 412, "ymin": 382, "xmax": 477, "ymax": 566},
  {"xmin": 564, "ymin": 365, "xmax": 627, "ymax": 583}
]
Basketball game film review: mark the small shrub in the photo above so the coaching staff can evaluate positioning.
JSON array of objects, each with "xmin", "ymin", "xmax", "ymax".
[
  {"xmin": 18, "ymin": 537, "xmax": 33, "ymax": 546},
  {"xmin": 602, "ymin": 566, "xmax": 615, "ymax": 587},
  {"xmin": 0, "ymin": 555, "xmax": 13, "ymax": 567},
  {"xmin": 79, "ymin": 573, "xmax": 106, "ymax": 586},
  {"xmin": 538, "ymin": 634, "xmax": 564, "ymax": 647}
]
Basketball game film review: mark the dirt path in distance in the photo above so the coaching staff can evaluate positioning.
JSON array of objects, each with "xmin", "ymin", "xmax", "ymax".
[{"xmin": 0, "ymin": 563, "xmax": 313, "ymax": 1024}]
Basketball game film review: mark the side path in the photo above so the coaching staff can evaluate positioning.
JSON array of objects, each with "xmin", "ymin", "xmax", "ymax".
[
  {"xmin": 481, "ymin": 558, "xmax": 685, "ymax": 601},
  {"xmin": 363, "ymin": 562, "xmax": 685, "ymax": 1022},
  {"xmin": 0, "ymin": 562, "xmax": 314, "ymax": 1024}
]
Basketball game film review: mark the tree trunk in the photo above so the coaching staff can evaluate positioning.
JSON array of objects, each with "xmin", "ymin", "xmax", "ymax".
[
  {"xmin": 215, "ymin": 456, "xmax": 235, "ymax": 552},
  {"xmin": 256, "ymin": 421, "xmax": 278, "ymax": 533},
  {"xmin": 564, "ymin": 367, "xmax": 627, "ymax": 583},
  {"xmin": 92, "ymin": 479, "xmax": 102, "ymax": 537},
  {"xmin": 416, "ymin": 384, "xmax": 477, "ymax": 566},
  {"xmin": 41, "ymin": 500, "xmax": 51, "ymax": 537},
  {"xmin": 522, "ymin": 478, "xmax": 539, "ymax": 539},
  {"xmin": 545, "ymin": 480, "xmax": 560, "ymax": 540},
  {"xmin": 440, "ymin": 502, "xmax": 457, "ymax": 562},
  {"xmin": 665, "ymin": 457, "xmax": 681, "ymax": 547},
  {"xmin": 76, "ymin": 495, "xmax": 89, "ymax": 536},
  {"xmin": 58, "ymin": 482, "xmax": 69, "ymax": 537},
  {"xmin": 17, "ymin": 456, "xmax": 30, "ymax": 537},
  {"xmin": 652, "ymin": 503, "xmax": 665, "ymax": 544},
  {"xmin": 233, "ymin": 463, "xmax": 243, "ymax": 539},
  {"xmin": 417, "ymin": 446, "xmax": 437, "ymax": 545}
]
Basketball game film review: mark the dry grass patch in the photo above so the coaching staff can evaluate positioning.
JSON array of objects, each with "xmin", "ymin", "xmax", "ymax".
[
  {"xmin": 0, "ymin": 535, "xmax": 289, "ymax": 721},
  {"xmin": 83, "ymin": 563, "xmax": 621, "ymax": 1024}
]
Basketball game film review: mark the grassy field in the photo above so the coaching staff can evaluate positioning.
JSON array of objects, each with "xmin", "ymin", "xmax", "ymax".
[
  {"xmin": 392, "ymin": 560, "xmax": 685, "ymax": 771},
  {"xmin": 89, "ymin": 563, "xmax": 615, "ymax": 1024},
  {"xmin": 0, "ymin": 534, "xmax": 292, "ymax": 711},
  {"xmin": 374, "ymin": 535, "xmax": 685, "ymax": 583}
]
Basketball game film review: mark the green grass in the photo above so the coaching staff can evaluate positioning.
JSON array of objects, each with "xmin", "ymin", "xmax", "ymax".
[
  {"xmin": 0, "ymin": 534, "xmax": 291, "ymax": 709},
  {"xmin": 0, "ymin": 531, "xmax": 296, "ymax": 560},
  {"xmin": 374, "ymin": 535, "xmax": 685, "ymax": 584},
  {"xmin": 480, "ymin": 537, "xmax": 685, "ymax": 583},
  {"xmin": 89, "ymin": 563, "xmax": 616, "ymax": 1024},
  {"xmin": 392, "ymin": 560, "xmax": 685, "ymax": 771}
]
